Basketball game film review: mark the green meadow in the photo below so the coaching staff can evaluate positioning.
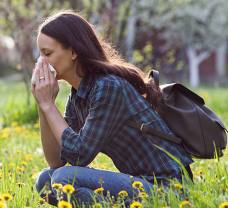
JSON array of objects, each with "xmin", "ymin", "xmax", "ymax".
[{"xmin": 0, "ymin": 80, "xmax": 227, "ymax": 208}]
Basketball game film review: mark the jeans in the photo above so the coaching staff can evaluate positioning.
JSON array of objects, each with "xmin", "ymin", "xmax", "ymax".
[{"xmin": 35, "ymin": 166, "xmax": 154, "ymax": 206}]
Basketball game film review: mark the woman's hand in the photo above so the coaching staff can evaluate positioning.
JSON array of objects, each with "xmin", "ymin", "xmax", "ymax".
[{"xmin": 31, "ymin": 57, "xmax": 59, "ymax": 112}]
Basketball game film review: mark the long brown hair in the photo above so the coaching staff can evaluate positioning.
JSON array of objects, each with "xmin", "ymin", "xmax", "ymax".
[{"xmin": 38, "ymin": 10, "xmax": 162, "ymax": 109}]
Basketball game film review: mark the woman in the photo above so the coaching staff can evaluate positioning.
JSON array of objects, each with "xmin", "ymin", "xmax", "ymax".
[{"xmin": 33, "ymin": 10, "xmax": 193, "ymax": 206}]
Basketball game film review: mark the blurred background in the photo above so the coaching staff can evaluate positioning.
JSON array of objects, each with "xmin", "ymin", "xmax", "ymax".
[{"xmin": 0, "ymin": 0, "xmax": 228, "ymax": 127}]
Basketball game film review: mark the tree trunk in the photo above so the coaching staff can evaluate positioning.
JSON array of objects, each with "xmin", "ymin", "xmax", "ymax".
[
  {"xmin": 216, "ymin": 42, "xmax": 227, "ymax": 78},
  {"xmin": 125, "ymin": 0, "xmax": 137, "ymax": 61},
  {"xmin": 187, "ymin": 46, "xmax": 210, "ymax": 87},
  {"xmin": 188, "ymin": 48, "xmax": 199, "ymax": 87},
  {"xmin": 115, "ymin": 1, "xmax": 131, "ymax": 53}
]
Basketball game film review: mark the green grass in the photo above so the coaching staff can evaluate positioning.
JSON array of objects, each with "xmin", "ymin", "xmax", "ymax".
[{"xmin": 0, "ymin": 80, "xmax": 227, "ymax": 207}]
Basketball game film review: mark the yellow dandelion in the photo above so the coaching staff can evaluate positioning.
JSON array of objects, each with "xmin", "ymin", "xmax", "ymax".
[
  {"xmin": 138, "ymin": 191, "xmax": 148, "ymax": 199},
  {"xmin": 14, "ymin": 126, "xmax": 23, "ymax": 134},
  {"xmin": 33, "ymin": 123, "xmax": 40, "ymax": 129},
  {"xmin": 39, "ymin": 198, "xmax": 46, "ymax": 205},
  {"xmin": 130, "ymin": 201, "xmax": 143, "ymax": 208},
  {"xmin": 8, "ymin": 162, "xmax": 15, "ymax": 169},
  {"xmin": 16, "ymin": 182, "xmax": 25, "ymax": 187},
  {"xmin": 0, "ymin": 201, "xmax": 6, "ymax": 208},
  {"xmin": 2, "ymin": 193, "xmax": 12, "ymax": 201},
  {"xmin": 11, "ymin": 122, "xmax": 18, "ymax": 127},
  {"xmin": 92, "ymin": 203, "xmax": 103, "ymax": 208},
  {"xmin": 58, "ymin": 200, "xmax": 72, "ymax": 208},
  {"xmin": 156, "ymin": 187, "xmax": 163, "ymax": 194},
  {"xmin": 24, "ymin": 154, "xmax": 33, "ymax": 161},
  {"xmin": 21, "ymin": 161, "xmax": 28, "ymax": 167},
  {"xmin": 62, "ymin": 184, "xmax": 75, "ymax": 194},
  {"xmin": 179, "ymin": 200, "xmax": 191, "ymax": 208},
  {"xmin": 139, "ymin": 187, "xmax": 145, "ymax": 192},
  {"xmin": 118, "ymin": 190, "xmax": 128, "ymax": 198},
  {"xmin": 0, "ymin": 128, "xmax": 10, "ymax": 139},
  {"xmin": 16, "ymin": 166, "xmax": 25, "ymax": 173},
  {"xmin": 132, "ymin": 181, "xmax": 143, "ymax": 189},
  {"xmin": 194, "ymin": 170, "xmax": 203, "ymax": 177},
  {"xmin": 94, "ymin": 187, "xmax": 104, "ymax": 194},
  {"xmin": 32, "ymin": 172, "xmax": 38, "ymax": 180},
  {"xmin": 8, "ymin": 172, "xmax": 13, "ymax": 178},
  {"xmin": 52, "ymin": 183, "xmax": 63, "ymax": 190},
  {"xmin": 173, "ymin": 183, "xmax": 183, "ymax": 190},
  {"xmin": 0, "ymin": 196, "xmax": 3, "ymax": 202},
  {"xmin": 219, "ymin": 202, "xmax": 228, "ymax": 208}
]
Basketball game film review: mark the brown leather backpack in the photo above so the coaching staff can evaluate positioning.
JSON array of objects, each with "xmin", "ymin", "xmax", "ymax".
[{"xmin": 129, "ymin": 70, "xmax": 227, "ymax": 159}]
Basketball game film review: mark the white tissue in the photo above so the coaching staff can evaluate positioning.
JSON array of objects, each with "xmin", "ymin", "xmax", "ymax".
[{"xmin": 31, "ymin": 57, "xmax": 57, "ymax": 85}]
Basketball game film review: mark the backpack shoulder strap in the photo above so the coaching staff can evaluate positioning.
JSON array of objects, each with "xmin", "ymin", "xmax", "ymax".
[
  {"xmin": 128, "ymin": 120, "xmax": 182, "ymax": 144},
  {"xmin": 149, "ymin": 70, "xmax": 159, "ymax": 87},
  {"xmin": 129, "ymin": 70, "xmax": 182, "ymax": 145}
]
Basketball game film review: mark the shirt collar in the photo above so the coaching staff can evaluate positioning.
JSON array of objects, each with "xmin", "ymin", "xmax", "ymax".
[{"xmin": 71, "ymin": 75, "xmax": 95, "ymax": 100}]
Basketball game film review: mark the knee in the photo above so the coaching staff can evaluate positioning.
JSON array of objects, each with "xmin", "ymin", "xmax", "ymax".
[
  {"xmin": 35, "ymin": 168, "xmax": 54, "ymax": 194},
  {"xmin": 51, "ymin": 166, "xmax": 72, "ymax": 185}
]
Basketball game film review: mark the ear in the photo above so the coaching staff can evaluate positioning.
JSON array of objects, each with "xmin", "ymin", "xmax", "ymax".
[{"xmin": 72, "ymin": 50, "xmax": 77, "ymax": 61}]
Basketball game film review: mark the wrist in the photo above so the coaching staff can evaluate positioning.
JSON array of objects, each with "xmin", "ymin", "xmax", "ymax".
[{"xmin": 39, "ymin": 103, "xmax": 56, "ymax": 113}]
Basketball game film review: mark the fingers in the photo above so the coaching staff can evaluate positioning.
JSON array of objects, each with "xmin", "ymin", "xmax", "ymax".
[
  {"xmin": 34, "ymin": 57, "xmax": 55, "ymax": 87},
  {"xmin": 31, "ymin": 67, "xmax": 36, "ymax": 85},
  {"xmin": 35, "ymin": 57, "xmax": 49, "ymax": 84},
  {"xmin": 42, "ymin": 59, "xmax": 49, "ymax": 81},
  {"xmin": 35, "ymin": 66, "xmax": 40, "ymax": 85},
  {"xmin": 43, "ymin": 57, "xmax": 56, "ymax": 83},
  {"xmin": 39, "ymin": 60, "xmax": 45, "ymax": 83}
]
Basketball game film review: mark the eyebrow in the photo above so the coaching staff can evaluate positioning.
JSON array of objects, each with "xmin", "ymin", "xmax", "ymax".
[{"xmin": 40, "ymin": 47, "xmax": 52, "ymax": 51}]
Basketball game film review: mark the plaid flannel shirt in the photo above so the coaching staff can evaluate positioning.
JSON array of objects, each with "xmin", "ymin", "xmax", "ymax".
[{"xmin": 61, "ymin": 74, "xmax": 193, "ymax": 182}]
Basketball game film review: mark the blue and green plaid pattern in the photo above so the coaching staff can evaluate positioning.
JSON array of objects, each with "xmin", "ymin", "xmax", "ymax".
[{"xmin": 61, "ymin": 74, "xmax": 193, "ymax": 182}]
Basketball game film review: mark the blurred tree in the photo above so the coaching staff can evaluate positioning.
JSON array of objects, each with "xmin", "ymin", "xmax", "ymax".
[
  {"xmin": 1, "ymin": 0, "xmax": 227, "ymax": 91},
  {"xmin": 125, "ymin": 0, "xmax": 137, "ymax": 61},
  {"xmin": 0, "ymin": 0, "xmax": 70, "ymax": 105},
  {"xmin": 81, "ymin": 0, "xmax": 133, "ymax": 59},
  {"xmin": 144, "ymin": 0, "xmax": 228, "ymax": 87},
  {"xmin": 211, "ymin": 1, "xmax": 228, "ymax": 79}
]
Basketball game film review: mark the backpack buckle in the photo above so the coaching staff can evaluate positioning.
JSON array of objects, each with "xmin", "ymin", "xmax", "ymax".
[{"xmin": 140, "ymin": 123, "xmax": 145, "ymax": 131}]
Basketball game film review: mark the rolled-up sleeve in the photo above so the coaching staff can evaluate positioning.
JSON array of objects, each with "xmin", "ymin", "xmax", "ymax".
[{"xmin": 60, "ymin": 81, "xmax": 127, "ymax": 166}]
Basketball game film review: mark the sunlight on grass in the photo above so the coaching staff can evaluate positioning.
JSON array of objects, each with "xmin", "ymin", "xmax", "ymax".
[{"xmin": 0, "ymin": 80, "xmax": 227, "ymax": 207}]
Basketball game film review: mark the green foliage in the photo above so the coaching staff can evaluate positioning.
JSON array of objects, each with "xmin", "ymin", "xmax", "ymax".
[
  {"xmin": 2, "ymin": 99, "xmax": 38, "ymax": 127},
  {"xmin": 196, "ymin": 87, "xmax": 228, "ymax": 126},
  {"xmin": 132, "ymin": 41, "xmax": 187, "ymax": 78},
  {"xmin": 132, "ymin": 42, "xmax": 154, "ymax": 72},
  {"xmin": 0, "ymin": 81, "xmax": 36, "ymax": 126},
  {"xmin": 148, "ymin": 0, "xmax": 228, "ymax": 49},
  {"xmin": 0, "ymin": 80, "xmax": 70, "ymax": 127}
]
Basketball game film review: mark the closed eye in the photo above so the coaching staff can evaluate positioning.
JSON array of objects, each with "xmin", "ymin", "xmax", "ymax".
[
  {"xmin": 40, "ymin": 48, "xmax": 53, "ymax": 57},
  {"xmin": 44, "ymin": 52, "xmax": 51, "ymax": 56}
]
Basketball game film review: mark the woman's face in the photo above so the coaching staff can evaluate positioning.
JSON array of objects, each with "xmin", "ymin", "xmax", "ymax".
[{"xmin": 37, "ymin": 33, "xmax": 77, "ymax": 80}]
